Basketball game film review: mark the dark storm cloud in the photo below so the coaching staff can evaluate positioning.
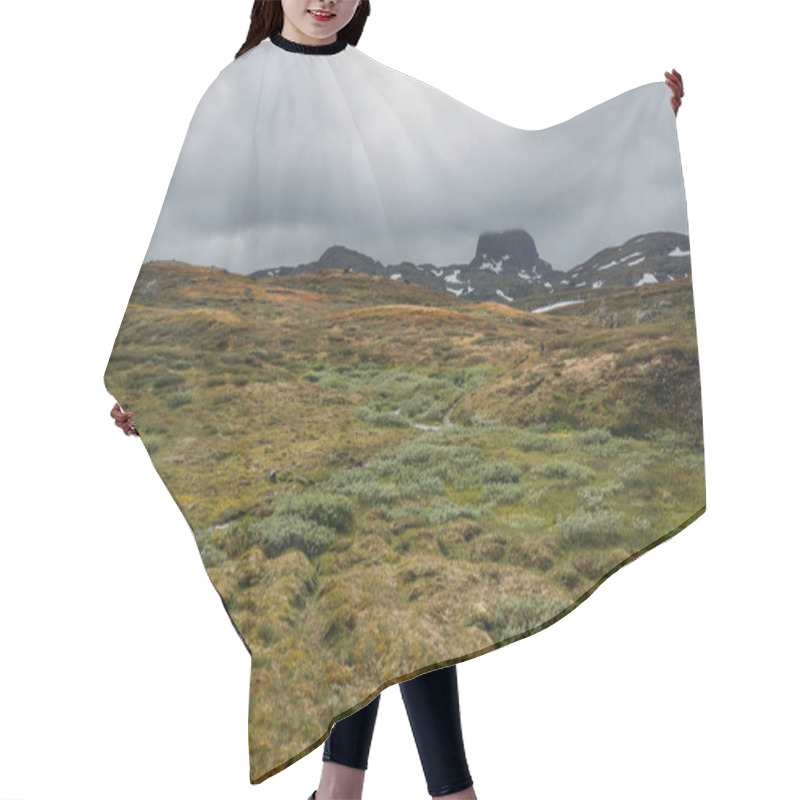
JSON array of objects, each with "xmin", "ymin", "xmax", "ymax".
[{"xmin": 144, "ymin": 42, "xmax": 687, "ymax": 274}]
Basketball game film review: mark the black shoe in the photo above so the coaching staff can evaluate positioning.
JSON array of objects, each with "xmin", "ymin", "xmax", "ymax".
[{"xmin": 307, "ymin": 792, "xmax": 317, "ymax": 800}]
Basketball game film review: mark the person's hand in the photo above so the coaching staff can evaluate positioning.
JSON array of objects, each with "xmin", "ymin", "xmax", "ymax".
[
  {"xmin": 111, "ymin": 402, "xmax": 140, "ymax": 436},
  {"xmin": 665, "ymin": 68, "xmax": 683, "ymax": 116}
]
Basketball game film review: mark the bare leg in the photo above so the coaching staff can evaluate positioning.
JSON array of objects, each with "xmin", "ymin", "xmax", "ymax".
[
  {"xmin": 315, "ymin": 761, "xmax": 366, "ymax": 800},
  {"xmin": 433, "ymin": 788, "xmax": 477, "ymax": 800}
]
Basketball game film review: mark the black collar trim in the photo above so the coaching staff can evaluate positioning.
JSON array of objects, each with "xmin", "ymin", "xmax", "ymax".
[{"xmin": 269, "ymin": 32, "xmax": 348, "ymax": 55}]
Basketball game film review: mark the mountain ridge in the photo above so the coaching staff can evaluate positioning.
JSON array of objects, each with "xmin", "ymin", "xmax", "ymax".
[{"xmin": 245, "ymin": 229, "xmax": 691, "ymax": 305}]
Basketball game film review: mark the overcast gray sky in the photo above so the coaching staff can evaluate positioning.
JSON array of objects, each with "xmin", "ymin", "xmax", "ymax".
[{"xmin": 143, "ymin": 39, "xmax": 688, "ymax": 274}]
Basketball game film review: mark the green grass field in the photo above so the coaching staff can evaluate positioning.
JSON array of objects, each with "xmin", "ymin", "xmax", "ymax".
[{"xmin": 105, "ymin": 259, "xmax": 705, "ymax": 778}]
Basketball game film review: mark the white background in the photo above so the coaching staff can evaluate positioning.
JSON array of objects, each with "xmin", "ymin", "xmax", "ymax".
[{"xmin": 1, "ymin": 1, "xmax": 797, "ymax": 798}]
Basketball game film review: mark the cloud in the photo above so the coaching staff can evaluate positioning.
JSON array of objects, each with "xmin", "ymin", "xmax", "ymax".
[{"xmin": 144, "ymin": 40, "xmax": 687, "ymax": 274}]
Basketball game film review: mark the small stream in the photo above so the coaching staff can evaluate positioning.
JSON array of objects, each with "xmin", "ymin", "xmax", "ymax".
[{"xmin": 396, "ymin": 397, "xmax": 458, "ymax": 431}]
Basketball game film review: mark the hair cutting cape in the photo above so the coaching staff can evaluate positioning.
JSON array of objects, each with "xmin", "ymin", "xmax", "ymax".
[{"xmin": 104, "ymin": 32, "xmax": 705, "ymax": 784}]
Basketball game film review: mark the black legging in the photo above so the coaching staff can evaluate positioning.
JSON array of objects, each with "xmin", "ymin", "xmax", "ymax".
[{"xmin": 323, "ymin": 664, "xmax": 474, "ymax": 797}]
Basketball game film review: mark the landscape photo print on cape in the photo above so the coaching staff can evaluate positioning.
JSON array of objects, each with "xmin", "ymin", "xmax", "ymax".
[{"xmin": 104, "ymin": 1, "xmax": 705, "ymax": 785}]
